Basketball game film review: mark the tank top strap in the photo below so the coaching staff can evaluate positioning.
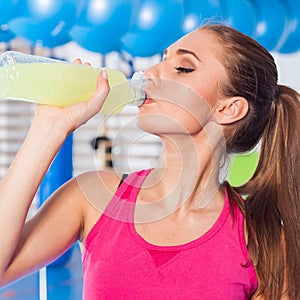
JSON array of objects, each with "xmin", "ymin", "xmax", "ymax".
[
  {"xmin": 103, "ymin": 169, "xmax": 152, "ymax": 223},
  {"xmin": 226, "ymin": 186, "xmax": 254, "ymax": 269}
]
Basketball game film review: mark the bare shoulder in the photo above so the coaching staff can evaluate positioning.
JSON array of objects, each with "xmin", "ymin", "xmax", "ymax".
[{"xmin": 76, "ymin": 169, "xmax": 122, "ymax": 242}]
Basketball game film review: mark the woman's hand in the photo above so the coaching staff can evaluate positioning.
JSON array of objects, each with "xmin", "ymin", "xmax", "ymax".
[{"xmin": 35, "ymin": 59, "xmax": 110, "ymax": 135}]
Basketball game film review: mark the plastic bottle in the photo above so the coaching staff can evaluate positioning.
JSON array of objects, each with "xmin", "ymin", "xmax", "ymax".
[{"xmin": 0, "ymin": 51, "xmax": 146, "ymax": 114}]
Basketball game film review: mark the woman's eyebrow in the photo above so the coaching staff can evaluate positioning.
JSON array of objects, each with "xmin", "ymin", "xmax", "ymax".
[
  {"xmin": 176, "ymin": 49, "xmax": 201, "ymax": 62},
  {"xmin": 163, "ymin": 49, "xmax": 201, "ymax": 62}
]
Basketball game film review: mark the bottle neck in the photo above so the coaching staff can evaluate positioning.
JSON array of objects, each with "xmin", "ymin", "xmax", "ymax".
[{"xmin": 128, "ymin": 71, "xmax": 147, "ymax": 107}]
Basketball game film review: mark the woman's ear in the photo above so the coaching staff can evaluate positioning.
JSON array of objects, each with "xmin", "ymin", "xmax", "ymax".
[{"xmin": 213, "ymin": 96, "xmax": 249, "ymax": 125}]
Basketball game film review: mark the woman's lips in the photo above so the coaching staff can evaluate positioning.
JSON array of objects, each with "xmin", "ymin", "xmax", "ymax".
[
  {"xmin": 142, "ymin": 92, "xmax": 155, "ymax": 105},
  {"xmin": 143, "ymin": 98, "xmax": 154, "ymax": 104}
]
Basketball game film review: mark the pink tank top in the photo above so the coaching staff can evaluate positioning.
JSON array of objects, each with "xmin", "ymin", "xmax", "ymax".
[{"xmin": 82, "ymin": 169, "xmax": 258, "ymax": 299}]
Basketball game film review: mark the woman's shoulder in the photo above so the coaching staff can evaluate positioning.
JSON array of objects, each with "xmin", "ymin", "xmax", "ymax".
[
  {"xmin": 75, "ymin": 169, "xmax": 123, "ymax": 242},
  {"xmin": 75, "ymin": 169, "xmax": 122, "ymax": 190}
]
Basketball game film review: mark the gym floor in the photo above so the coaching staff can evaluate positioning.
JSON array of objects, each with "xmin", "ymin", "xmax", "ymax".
[{"xmin": 0, "ymin": 243, "xmax": 83, "ymax": 300}]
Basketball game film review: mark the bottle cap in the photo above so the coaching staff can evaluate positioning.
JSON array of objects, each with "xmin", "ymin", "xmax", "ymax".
[{"xmin": 128, "ymin": 71, "xmax": 147, "ymax": 106}]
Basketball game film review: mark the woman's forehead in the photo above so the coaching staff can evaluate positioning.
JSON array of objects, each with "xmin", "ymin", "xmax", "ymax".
[{"xmin": 167, "ymin": 29, "xmax": 220, "ymax": 56}]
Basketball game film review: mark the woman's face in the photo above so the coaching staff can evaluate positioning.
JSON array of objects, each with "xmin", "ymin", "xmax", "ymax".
[{"xmin": 137, "ymin": 29, "xmax": 228, "ymax": 136}]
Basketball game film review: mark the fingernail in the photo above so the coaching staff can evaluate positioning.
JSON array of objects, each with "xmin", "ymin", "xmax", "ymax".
[{"xmin": 102, "ymin": 69, "xmax": 108, "ymax": 80}]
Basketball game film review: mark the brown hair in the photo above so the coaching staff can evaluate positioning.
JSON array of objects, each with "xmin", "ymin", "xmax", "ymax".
[{"xmin": 202, "ymin": 24, "xmax": 300, "ymax": 299}]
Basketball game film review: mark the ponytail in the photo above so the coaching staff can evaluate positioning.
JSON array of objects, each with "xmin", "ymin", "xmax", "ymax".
[
  {"xmin": 202, "ymin": 24, "xmax": 300, "ymax": 298},
  {"xmin": 238, "ymin": 85, "xmax": 300, "ymax": 299}
]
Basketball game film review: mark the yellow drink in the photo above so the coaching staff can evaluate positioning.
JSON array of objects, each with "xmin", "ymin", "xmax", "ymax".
[{"xmin": 0, "ymin": 62, "xmax": 134, "ymax": 114}]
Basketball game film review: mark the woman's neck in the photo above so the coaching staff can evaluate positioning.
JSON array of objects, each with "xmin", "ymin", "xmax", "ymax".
[{"xmin": 136, "ymin": 123, "xmax": 227, "ymax": 223}]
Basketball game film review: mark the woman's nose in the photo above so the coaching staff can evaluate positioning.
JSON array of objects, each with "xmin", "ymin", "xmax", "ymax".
[{"xmin": 145, "ymin": 65, "xmax": 162, "ymax": 88}]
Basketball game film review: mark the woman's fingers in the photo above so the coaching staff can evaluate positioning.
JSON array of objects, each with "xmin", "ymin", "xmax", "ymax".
[
  {"xmin": 84, "ymin": 70, "xmax": 110, "ymax": 118},
  {"xmin": 62, "ymin": 69, "xmax": 110, "ymax": 130},
  {"xmin": 73, "ymin": 58, "xmax": 91, "ymax": 67},
  {"xmin": 73, "ymin": 58, "xmax": 82, "ymax": 64}
]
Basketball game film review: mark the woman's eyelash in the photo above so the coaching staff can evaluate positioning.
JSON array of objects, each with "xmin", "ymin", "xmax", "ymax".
[{"xmin": 174, "ymin": 67, "xmax": 194, "ymax": 73}]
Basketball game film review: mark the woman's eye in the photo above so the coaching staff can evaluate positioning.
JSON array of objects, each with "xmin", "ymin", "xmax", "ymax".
[{"xmin": 174, "ymin": 66, "xmax": 194, "ymax": 74}]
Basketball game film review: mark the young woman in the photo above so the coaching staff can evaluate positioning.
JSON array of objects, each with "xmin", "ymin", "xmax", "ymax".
[{"xmin": 0, "ymin": 24, "xmax": 299, "ymax": 299}]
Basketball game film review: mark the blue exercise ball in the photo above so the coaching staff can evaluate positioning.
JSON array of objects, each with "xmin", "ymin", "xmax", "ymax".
[
  {"xmin": 70, "ymin": 25, "xmax": 120, "ymax": 53},
  {"xmin": 0, "ymin": 0, "xmax": 18, "ymax": 24},
  {"xmin": 180, "ymin": 0, "xmax": 223, "ymax": 37},
  {"xmin": 8, "ymin": 0, "xmax": 82, "ymax": 47},
  {"xmin": 9, "ymin": 0, "xmax": 83, "ymax": 22},
  {"xmin": 277, "ymin": 0, "xmax": 300, "ymax": 54},
  {"xmin": 121, "ymin": 0, "xmax": 184, "ymax": 57},
  {"xmin": 70, "ymin": 0, "xmax": 134, "ymax": 54},
  {"xmin": 120, "ymin": 30, "xmax": 163, "ymax": 57},
  {"xmin": 221, "ymin": 0, "xmax": 257, "ymax": 37},
  {"xmin": 9, "ymin": 17, "xmax": 72, "ymax": 47},
  {"xmin": 0, "ymin": 28, "xmax": 16, "ymax": 43},
  {"xmin": 252, "ymin": 0, "xmax": 287, "ymax": 51},
  {"xmin": 0, "ymin": 0, "xmax": 18, "ymax": 43},
  {"xmin": 75, "ymin": 0, "xmax": 134, "ymax": 29}
]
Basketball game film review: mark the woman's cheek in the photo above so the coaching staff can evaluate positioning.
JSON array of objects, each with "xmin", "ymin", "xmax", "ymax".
[
  {"xmin": 137, "ymin": 104, "xmax": 206, "ymax": 136},
  {"xmin": 140, "ymin": 79, "xmax": 212, "ymax": 132}
]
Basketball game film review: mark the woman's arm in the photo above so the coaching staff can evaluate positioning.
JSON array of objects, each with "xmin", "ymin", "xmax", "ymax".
[
  {"xmin": 0, "ymin": 69, "xmax": 110, "ymax": 286},
  {"xmin": 0, "ymin": 174, "xmax": 87, "ymax": 286}
]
